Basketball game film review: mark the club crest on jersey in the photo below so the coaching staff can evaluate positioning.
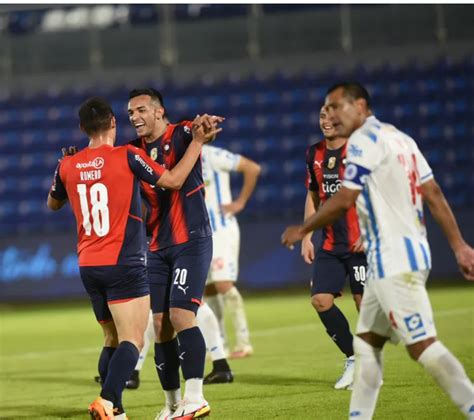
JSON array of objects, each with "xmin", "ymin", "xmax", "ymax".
[
  {"xmin": 150, "ymin": 147, "xmax": 158, "ymax": 161},
  {"xmin": 327, "ymin": 156, "xmax": 337, "ymax": 169}
]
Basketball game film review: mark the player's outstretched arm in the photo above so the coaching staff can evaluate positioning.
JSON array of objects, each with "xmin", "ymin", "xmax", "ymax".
[
  {"xmin": 421, "ymin": 179, "xmax": 474, "ymax": 280},
  {"xmin": 157, "ymin": 114, "xmax": 223, "ymax": 190},
  {"xmin": 47, "ymin": 194, "xmax": 67, "ymax": 211},
  {"xmin": 301, "ymin": 191, "xmax": 318, "ymax": 264},
  {"xmin": 221, "ymin": 156, "xmax": 261, "ymax": 216},
  {"xmin": 281, "ymin": 186, "xmax": 360, "ymax": 248}
]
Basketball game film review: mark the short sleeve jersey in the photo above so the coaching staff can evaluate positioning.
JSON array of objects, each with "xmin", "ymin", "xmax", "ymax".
[
  {"xmin": 50, "ymin": 144, "xmax": 165, "ymax": 266},
  {"xmin": 305, "ymin": 140, "xmax": 361, "ymax": 253},
  {"xmin": 201, "ymin": 144, "xmax": 241, "ymax": 233},
  {"xmin": 129, "ymin": 122, "xmax": 212, "ymax": 251},
  {"xmin": 342, "ymin": 116, "xmax": 434, "ymax": 280}
]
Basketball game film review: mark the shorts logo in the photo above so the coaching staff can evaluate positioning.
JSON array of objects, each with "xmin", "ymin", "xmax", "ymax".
[
  {"xmin": 404, "ymin": 313, "xmax": 426, "ymax": 339},
  {"xmin": 177, "ymin": 285, "xmax": 189, "ymax": 295},
  {"xmin": 212, "ymin": 257, "xmax": 225, "ymax": 270}
]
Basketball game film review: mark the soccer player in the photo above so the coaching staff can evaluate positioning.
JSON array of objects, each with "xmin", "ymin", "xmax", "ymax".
[
  {"xmin": 127, "ymin": 88, "xmax": 223, "ymax": 419},
  {"xmin": 201, "ymin": 144, "xmax": 261, "ymax": 359},
  {"xmin": 302, "ymin": 106, "xmax": 366, "ymax": 390},
  {"xmin": 282, "ymin": 82, "xmax": 474, "ymax": 419},
  {"xmin": 47, "ymin": 97, "xmax": 215, "ymax": 419}
]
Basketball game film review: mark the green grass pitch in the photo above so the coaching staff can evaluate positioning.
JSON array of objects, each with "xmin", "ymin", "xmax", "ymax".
[{"xmin": 1, "ymin": 284, "xmax": 473, "ymax": 419}]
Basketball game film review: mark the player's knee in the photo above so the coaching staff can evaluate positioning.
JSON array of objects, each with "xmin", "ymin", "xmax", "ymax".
[
  {"xmin": 153, "ymin": 313, "xmax": 174, "ymax": 342},
  {"xmin": 407, "ymin": 337, "xmax": 437, "ymax": 361},
  {"xmin": 311, "ymin": 294, "xmax": 333, "ymax": 312},
  {"xmin": 169, "ymin": 307, "xmax": 196, "ymax": 332},
  {"xmin": 215, "ymin": 281, "xmax": 234, "ymax": 294}
]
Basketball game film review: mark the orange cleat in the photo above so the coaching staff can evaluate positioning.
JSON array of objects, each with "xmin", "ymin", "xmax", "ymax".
[{"xmin": 88, "ymin": 397, "xmax": 115, "ymax": 419}]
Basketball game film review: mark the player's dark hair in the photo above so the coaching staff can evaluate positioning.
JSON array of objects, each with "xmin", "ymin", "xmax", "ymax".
[
  {"xmin": 78, "ymin": 97, "xmax": 114, "ymax": 136},
  {"xmin": 129, "ymin": 88, "xmax": 166, "ymax": 118},
  {"xmin": 327, "ymin": 82, "xmax": 371, "ymax": 109}
]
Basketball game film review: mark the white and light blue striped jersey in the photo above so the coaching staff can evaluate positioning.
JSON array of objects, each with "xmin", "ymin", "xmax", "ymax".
[
  {"xmin": 201, "ymin": 145, "xmax": 242, "ymax": 233},
  {"xmin": 342, "ymin": 116, "xmax": 433, "ymax": 280}
]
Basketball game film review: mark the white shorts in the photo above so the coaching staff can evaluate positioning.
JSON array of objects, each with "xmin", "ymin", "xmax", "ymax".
[
  {"xmin": 207, "ymin": 222, "xmax": 240, "ymax": 283},
  {"xmin": 356, "ymin": 270, "xmax": 437, "ymax": 345}
]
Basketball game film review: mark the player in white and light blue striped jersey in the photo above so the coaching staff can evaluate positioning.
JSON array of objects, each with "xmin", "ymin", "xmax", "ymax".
[
  {"xmin": 342, "ymin": 114, "xmax": 433, "ymax": 281},
  {"xmin": 282, "ymin": 82, "xmax": 474, "ymax": 420},
  {"xmin": 201, "ymin": 144, "xmax": 261, "ymax": 359}
]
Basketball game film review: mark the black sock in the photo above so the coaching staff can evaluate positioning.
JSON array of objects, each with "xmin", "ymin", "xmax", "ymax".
[
  {"xmin": 98, "ymin": 346, "xmax": 116, "ymax": 383},
  {"xmin": 317, "ymin": 305, "xmax": 354, "ymax": 358},
  {"xmin": 177, "ymin": 327, "xmax": 206, "ymax": 379},
  {"xmin": 101, "ymin": 341, "xmax": 139, "ymax": 406},
  {"xmin": 212, "ymin": 358, "xmax": 230, "ymax": 372},
  {"xmin": 154, "ymin": 339, "xmax": 180, "ymax": 390}
]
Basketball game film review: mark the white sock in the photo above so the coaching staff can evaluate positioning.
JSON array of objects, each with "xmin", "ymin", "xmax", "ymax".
[
  {"xmin": 206, "ymin": 294, "xmax": 227, "ymax": 346},
  {"xmin": 184, "ymin": 378, "xmax": 204, "ymax": 403},
  {"xmin": 197, "ymin": 303, "xmax": 227, "ymax": 361},
  {"xmin": 349, "ymin": 336, "xmax": 384, "ymax": 420},
  {"xmin": 222, "ymin": 286, "xmax": 250, "ymax": 348},
  {"xmin": 418, "ymin": 341, "xmax": 474, "ymax": 418},
  {"xmin": 164, "ymin": 388, "xmax": 181, "ymax": 408},
  {"xmin": 135, "ymin": 311, "xmax": 155, "ymax": 370}
]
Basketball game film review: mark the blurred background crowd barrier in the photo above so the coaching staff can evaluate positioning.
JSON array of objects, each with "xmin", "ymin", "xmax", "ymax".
[{"xmin": 0, "ymin": 4, "xmax": 473, "ymax": 301}]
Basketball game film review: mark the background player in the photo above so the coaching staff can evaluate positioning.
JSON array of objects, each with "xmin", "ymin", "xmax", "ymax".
[
  {"xmin": 282, "ymin": 82, "xmax": 474, "ymax": 419},
  {"xmin": 47, "ymin": 97, "xmax": 211, "ymax": 419},
  {"xmin": 201, "ymin": 144, "xmax": 261, "ymax": 359},
  {"xmin": 127, "ymin": 88, "xmax": 222, "ymax": 420},
  {"xmin": 302, "ymin": 105, "xmax": 366, "ymax": 390}
]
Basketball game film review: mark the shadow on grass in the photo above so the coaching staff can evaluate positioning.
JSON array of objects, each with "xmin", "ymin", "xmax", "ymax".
[
  {"xmin": 6, "ymin": 375, "xmax": 95, "ymax": 387},
  {"xmin": 0, "ymin": 406, "xmax": 85, "ymax": 419},
  {"xmin": 227, "ymin": 372, "xmax": 333, "ymax": 387}
]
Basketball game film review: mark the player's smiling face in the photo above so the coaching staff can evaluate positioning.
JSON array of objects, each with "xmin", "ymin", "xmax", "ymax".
[
  {"xmin": 128, "ymin": 95, "xmax": 164, "ymax": 139},
  {"xmin": 325, "ymin": 87, "xmax": 363, "ymax": 137},
  {"xmin": 319, "ymin": 106, "xmax": 337, "ymax": 140}
]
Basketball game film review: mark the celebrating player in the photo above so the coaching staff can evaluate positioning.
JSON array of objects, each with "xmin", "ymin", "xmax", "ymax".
[
  {"xmin": 127, "ymin": 88, "xmax": 223, "ymax": 419},
  {"xmin": 201, "ymin": 144, "xmax": 261, "ymax": 360},
  {"xmin": 302, "ymin": 106, "xmax": 366, "ymax": 390},
  {"xmin": 47, "ymin": 97, "xmax": 213, "ymax": 419},
  {"xmin": 282, "ymin": 82, "xmax": 474, "ymax": 419}
]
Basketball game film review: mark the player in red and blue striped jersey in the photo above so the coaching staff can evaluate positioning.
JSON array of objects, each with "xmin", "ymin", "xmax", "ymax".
[
  {"xmin": 47, "ymin": 97, "xmax": 212, "ymax": 419},
  {"xmin": 302, "ymin": 106, "xmax": 367, "ymax": 390},
  {"xmin": 128, "ymin": 88, "xmax": 223, "ymax": 420}
]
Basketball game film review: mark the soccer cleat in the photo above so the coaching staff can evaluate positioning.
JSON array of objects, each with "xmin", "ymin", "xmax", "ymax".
[
  {"xmin": 88, "ymin": 397, "xmax": 114, "ymax": 419},
  {"xmin": 229, "ymin": 344, "xmax": 253, "ymax": 359},
  {"xmin": 203, "ymin": 369, "xmax": 234, "ymax": 385},
  {"xmin": 170, "ymin": 399, "xmax": 210, "ymax": 419},
  {"xmin": 125, "ymin": 369, "xmax": 140, "ymax": 389},
  {"xmin": 155, "ymin": 403, "xmax": 178, "ymax": 420},
  {"xmin": 334, "ymin": 356, "xmax": 355, "ymax": 390}
]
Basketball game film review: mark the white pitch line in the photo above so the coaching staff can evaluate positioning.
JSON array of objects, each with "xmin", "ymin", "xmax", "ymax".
[{"xmin": 2, "ymin": 307, "xmax": 472, "ymax": 360}]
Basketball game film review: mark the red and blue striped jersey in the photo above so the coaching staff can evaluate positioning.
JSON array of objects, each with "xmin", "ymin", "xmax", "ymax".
[
  {"xmin": 129, "ymin": 122, "xmax": 212, "ymax": 251},
  {"xmin": 305, "ymin": 140, "xmax": 361, "ymax": 253},
  {"xmin": 49, "ymin": 144, "xmax": 165, "ymax": 266}
]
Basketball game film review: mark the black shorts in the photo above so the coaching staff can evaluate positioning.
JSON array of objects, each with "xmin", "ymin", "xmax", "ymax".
[
  {"xmin": 148, "ymin": 236, "xmax": 212, "ymax": 314},
  {"xmin": 311, "ymin": 249, "xmax": 366, "ymax": 297},
  {"xmin": 80, "ymin": 264, "xmax": 150, "ymax": 323}
]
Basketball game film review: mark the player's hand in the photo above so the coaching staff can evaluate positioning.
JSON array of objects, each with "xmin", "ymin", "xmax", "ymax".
[
  {"xmin": 301, "ymin": 236, "xmax": 315, "ymax": 264},
  {"xmin": 59, "ymin": 146, "xmax": 78, "ymax": 161},
  {"xmin": 281, "ymin": 225, "xmax": 306, "ymax": 250},
  {"xmin": 454, "ymin": 243, "xmax": 474, "ymax": 281},
  {"xmin": 221, "ymin": 200, "xmax": 245, "ymax": 216},
  {"xmin": 192, "ymin": 114, "xmax": 224, "ymax": 144},
  {"xmin": 351, "ymin": 237, "xmax": 364, "ymax": 253}
]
